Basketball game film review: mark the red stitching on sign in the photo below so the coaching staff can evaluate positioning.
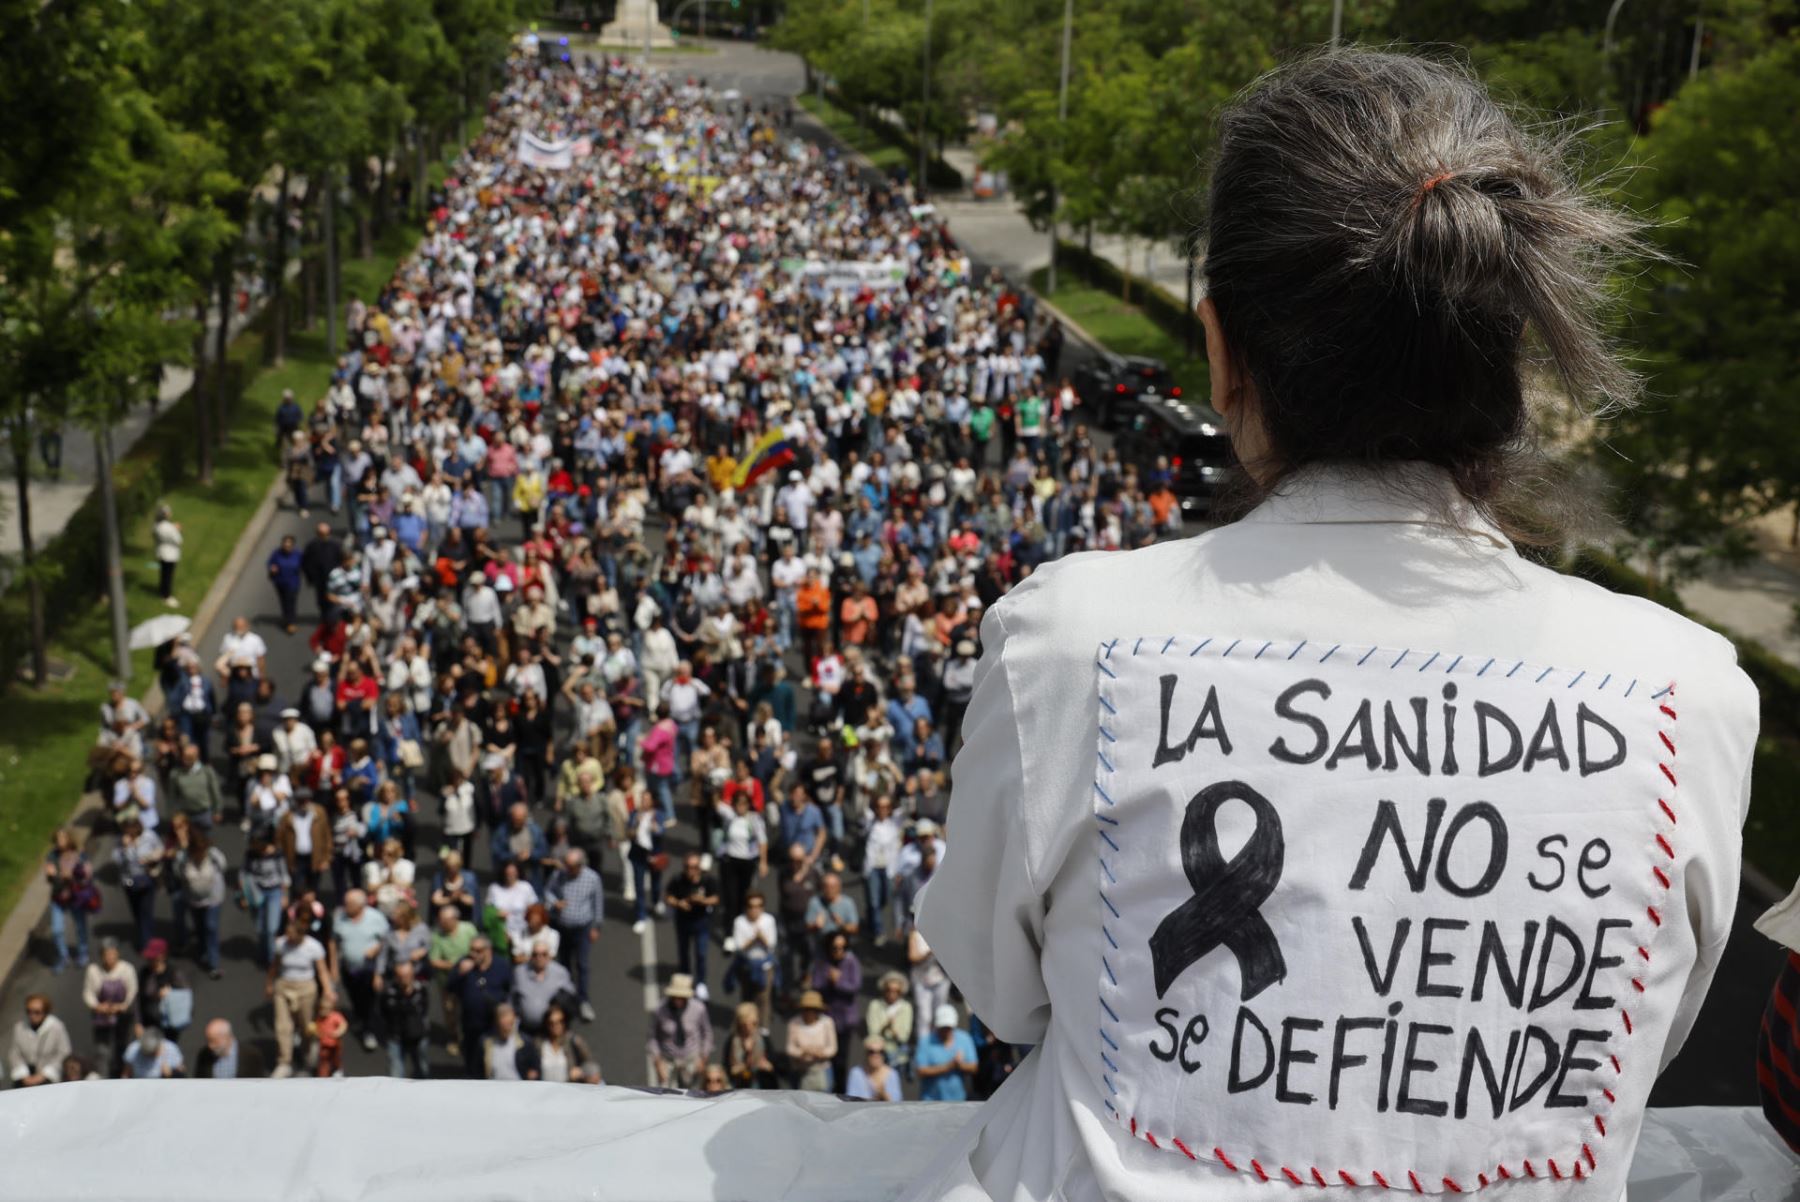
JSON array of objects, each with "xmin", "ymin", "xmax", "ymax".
[
  {"xmin": 1311, "ymin": 1168, "xmax": 1328, "ymax": 1187},
  {"xmin": 1523, "ymin": 1161, "xmax": 1537, "ymax": 1178},
  {"xmin": 1442, "ymin": 1176, "xmax": 1463, "ymax": 1193},
  {"xmin": 1655, "ymin": 834, "xmax": 1675, "ymax": 858},
  {"xmin": 1129, "ymin": 1117, "xmax": 1137, "ymax": 1136},
  {"xmin": 1658, "ymin": 798, "xmax": 1677, "ymax": 823},
  {"xmin": 1595, "ymin": 1115, "xmax": 1608, "ymax": 1137},
  {"xmin": 1549, "ymin": 1159, "xmax": 1563, "ymax": 1181},
  {"xmin": 1604, "ymin": 1088, "xmax": 1617, "ymax": 1103},
  {"xmin": 1659, "ymin": 731, "xmax": 1676, "ymax": 755},
  {"xmin": 1574, "ymin": 1162, "xmax": 1586, "ymax": 1181},
  {"xmin": 1648, "ymin": 906, "xmax": 1662, "ymax": 926},
  {"xmin": 1281, "ymin": 1167, "xmax": 1303, "ymax": 1186},
  {"xmin": 1478, "ymin": 1174, "xmax": 1489, "ymax": 1188},
  {"xmin": 1250, "ymin": 1159, "xmax": 1269, "ymax": 1182},
  {"xmin": 1632, "ymin": 978, "xmax": 1645, "ymax": 992},
  {"xmin": 1611, "ymin": 1055, "xmax": 1622, "ymax": 1073},
  {"xmin": 1372, "ymin": 1170, "xmax": 1390, "ymax": 1189},
  {"xmin": 1659, "ymin": 762, "xmax": 1677, "ymax": 787},
  {"xmin": 1410, "ymin": 1170, "xmax": 1424, "ymax": 1192},
  {"xmin": 1583, "ymin": 1144, "xmax": 1597, "ymax": 1169},
  {"xmin": 1213, "ymin": 1148, "xmax": 1237, "ymax": 1173},
  {"xmin": 1652, "ymin": 866, "xmax": 1671, "ymax": 888},
  {"xmin": 1171, "ymin": 1138, "xmax": 1197, "ymax": 1161},
  {"xmin": 1660, "ymin": 704, "xmax": 1677, "ymax": 720},
  {"xmin": 1496, "ymin": 1164, "xmax": 1512, "ymax": 1181},
  {"xmin": 1622, "ymin": 1010, "xmax": 1634, "ymax": 1035},
  {"xmin": 1638, "ymin": 946, "xmax": 1651, "ymax": 961},
  {"xmin": 1339, "ymin": 1170, "xmax": 1360, "ymax": 1187},
  {"xmin": 1145, "ymin": 1132, "xmax": 1159, "ymax": 1149}
]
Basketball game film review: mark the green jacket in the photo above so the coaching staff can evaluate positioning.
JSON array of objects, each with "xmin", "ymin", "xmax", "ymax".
[{"xmin": 168, "ymin": 763, "xmax": 224, "ymax": 819}]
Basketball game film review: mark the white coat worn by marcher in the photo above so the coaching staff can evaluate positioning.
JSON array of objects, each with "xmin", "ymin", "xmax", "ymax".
[{"xmin": 911, "ymin": 467, "xmax": 1758, "ymax": 1202}]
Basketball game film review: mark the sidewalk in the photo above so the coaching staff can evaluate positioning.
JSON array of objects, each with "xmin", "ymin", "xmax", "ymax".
[{"xmin": 0, "ymin": 272, "xmax": 293, "ymax": 560}]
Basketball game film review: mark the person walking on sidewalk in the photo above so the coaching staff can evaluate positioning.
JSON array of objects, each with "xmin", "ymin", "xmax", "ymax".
[
  {"xmin": 153, "ymin": 504, "xmax": 183, "ymax": 608},
  {"xmin": 268, "ymin": 534, "xmax": 305, "ymax": 634}
]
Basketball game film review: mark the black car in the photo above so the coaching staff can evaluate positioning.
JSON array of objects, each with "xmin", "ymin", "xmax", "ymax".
[
  {"xmin": 1072, "ymin": 351, "xmax": 1184, "ymax": 428},
  {"xmin": 1112, "ymin": 395, "xmax": 1235, "ymax": 520}
]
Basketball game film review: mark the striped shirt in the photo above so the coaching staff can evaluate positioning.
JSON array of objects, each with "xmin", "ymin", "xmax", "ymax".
[{"xmin": 547, "ymin": 866, "xmax": 604, "ymax": 931}]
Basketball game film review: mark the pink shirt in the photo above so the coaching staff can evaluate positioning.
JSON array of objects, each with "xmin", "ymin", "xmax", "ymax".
[{"xmin": 640, "ymin": 720, "xmax": 677, "ymax": 778}]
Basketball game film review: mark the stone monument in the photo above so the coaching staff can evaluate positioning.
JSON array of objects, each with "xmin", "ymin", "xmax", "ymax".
[{"xmin": 595, "ymin": 0, "xmax": 677, "ymax": 49}]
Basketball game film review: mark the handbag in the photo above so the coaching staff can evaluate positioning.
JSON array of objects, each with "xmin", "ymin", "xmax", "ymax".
[
  {"xmin": 649, "ymin": 851, "xmax": 670, "ymax": 875},
  {"xmin": 397, "ymin": 738, "xmax": 426, "ymax": 770}
]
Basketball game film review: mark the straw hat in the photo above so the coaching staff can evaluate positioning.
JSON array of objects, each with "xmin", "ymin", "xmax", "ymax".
[
  {"xmin": 797, "ymin": 990, "xmax": 825, "ymax": 1012},
  {"xmin": 666, "ymin": 973, "xmax": 696, "ymax": 1000}
]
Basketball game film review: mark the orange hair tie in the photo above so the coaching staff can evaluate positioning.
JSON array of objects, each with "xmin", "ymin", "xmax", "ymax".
[{"xmin": 1413, "ymin": 170, "xmax": 1456, "ymax": 209}]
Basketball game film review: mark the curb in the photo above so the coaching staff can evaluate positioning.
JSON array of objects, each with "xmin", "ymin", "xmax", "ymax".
[{"xmin": 0, "ymin": 462, "xmax": 288, "ymax": 995}]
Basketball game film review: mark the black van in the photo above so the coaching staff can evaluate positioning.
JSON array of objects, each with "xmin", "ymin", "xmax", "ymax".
[
  {"xmin": 1072, "ymin": 350, "xmax": 1184, "ymax": 428},
  {"xmin": 1112, "ymin": 395, "xmax": 1235, "ymax": 520}
]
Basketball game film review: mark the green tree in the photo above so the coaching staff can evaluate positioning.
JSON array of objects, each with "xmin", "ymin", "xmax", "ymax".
[{"xmin": 1594, "ymin": 36, "xmax": 1800, "ymax": 583}]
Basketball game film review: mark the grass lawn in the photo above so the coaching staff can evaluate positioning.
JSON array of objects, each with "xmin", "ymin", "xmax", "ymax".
[
  {"xmin": 0, "ymin": 133, "xmax": 477, "ymax": 921},
  {"xmin": 1030, "ymin": 273, "xmax": 1211, "ymax": 400},
  {"xmin": 797, "ymin": 94, "xmax": 912, "ymax": 177}
]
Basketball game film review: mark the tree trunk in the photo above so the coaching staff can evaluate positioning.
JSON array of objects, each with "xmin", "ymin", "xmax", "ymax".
[
  {"xmin": 375, "ymin": 146, "xmax": 391, "ymax": 238},
  {"xmin": 9, "ymin": 417, "xmax": 48, "ymax": 687},
  {"xmin": 1121, "ymin": 238, "xmax": 1133, "ymax": 303},
  {"xmin": 269, "ymin": 164, "xmax": 291, "ymax": 366},
  {"xmin": 416, "ymin": 135, "xmax": 429, "ymax": 220},
  {"xmin": 324, "ymin": 167, "xmax": 340, "ymax": 360},
  {"xmin": 192, "ymin": 298, "xmax": 214, "ymax": 485},
  {"xmin": 213, "ymin": 256, "xmax": 233, "ymax": 448},
  {"xmin": 350, "ymin": 156, "xmax": 374, "ymax": 259},
  {"xmin": 95, "ymin": 420, "xmax": 132, "ymax": 684}
]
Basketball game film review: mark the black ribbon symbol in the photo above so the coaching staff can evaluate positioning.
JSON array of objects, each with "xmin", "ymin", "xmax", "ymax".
[{"xmin": 1149, "ymin": 780, "xmax": 1287, "ymax": 1001}]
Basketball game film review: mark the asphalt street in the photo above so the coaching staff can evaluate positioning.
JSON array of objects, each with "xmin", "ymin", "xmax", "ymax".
[{"xmin": 0, "ymin": 38, "xmax": 1786, "ymax": 1108}]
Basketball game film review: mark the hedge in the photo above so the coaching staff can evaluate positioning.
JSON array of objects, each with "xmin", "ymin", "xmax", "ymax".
[
  {"xmin": 0, "ymin": 358, "xmax": 250, "ymax": 686},
  {"xmin": 1053, "ymin": 238, "xmax": 1199, "ymax": 354}
]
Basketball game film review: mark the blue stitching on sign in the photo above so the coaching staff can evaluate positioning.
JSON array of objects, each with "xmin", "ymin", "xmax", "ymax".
[
  {"xmin": 1567, "ymin": 670, "xmax": 1586, "ymax": 689},
  {"xmin": 1479, "ymin": 658, "xmax": 1495, "ymax": 676},
  {"xmin": 1102, "ymin": 924, "xmax": 1118, "ymax": 949},
  {"xmin": 1320, "ymin": 644, "xmax": 1339, "ymax": 663},
  {"xmin": 1102, "ymin": 1051, "xmax": 1119, "ymax": 1073},
  {"xmin": 1096, "ymin": 813, "xmax": 1119, "ymax": 826},
  {"xmin": 1391, "ymin": 648, "xmax": 1410, "ymax": 669},
  {"xmin": 1418, "ymin": 651, "xmax": 1440, "ymax": 672},
  {"xmin": 1104, "ymin": 1098, "xmax": 1118, "ymax": 1115},
  {"xmin": 1100, "ymin": 996, "xmax": 1120, "ymax": 1022},
  {"xmin": 1096, "ymin": 660, "xmax": 1117, "ymax": 679},
  {"xmin": 1445, "ymin": 654, "xmax": 1462, "ymax": 674},
  {"xmin": 1508, "ymin": 660, "xmax": 1524, "ymax": 678},
  {"xmin": 1094, "ymin": 781, "xmax": 1116, "ymax": 806},
  {"xmin": 1103, "ymin": 956, "xmax": 1118, "ymax": 985},
  {"xmin": 1652, "ymin": 684, "xmax": 1673, "ymax": 699},
  {"xmin": 1098, "ymin": 828, "xmax": 1120, "ymax": 852},
  {"xmin": 1288, "ymin": 640, "xmax": 1307, "ymax": 660},
  {"xmin": 1358, "ymin": 646, "xmax": 1377, "ymax": 666},
  {"xmin": 1190, "ymin": 637, "xmax": 1213, "ymax": 656},
  {"xmin": 1599, "ymin": 673, "xmax": 1611, "ymax": 690},
  {"xmin": 1537, "ymin": 665, "xmax": 1555, "ymax": 684},
  {"xmin": 1098, "ymin": 750, "xmax": 1115, "ymax": 773},
  {"xmin": 1098, "ymin": 695, "xmax": 1117, "ymax": 716},
  {"xmin": 1099, "ymin": 727, "xmax": 1117, "ymax": 744},
  {"xmin": 1100, "ymin": 1027, "xmax": 1119, "ymax": 1051},
  {"xmin": 1133, "ymin": 638, "xmax": 1142, "ymax": 656},
  {"xmin": 1162, "ymin": 637, "xmax": 1175, "ymax": 654},
  {"xmin": 1103, "ymin": 639, "xmax": 1118, "ymax": 658},
  {"xmin": 1104, "ymin": 1075, "xmax": 1118, "ymax": 1096},
  {"xmin": 1626, "ymin": 679, "xmax": 1637, "ymax": 697},
  {"xmin": 1223, "ymin": 638, "xmax": 1242, "ymax": 657},
  {"xmin": 1100, "ymin": 891, "xmax": 1119, "ymax": 919},
  {"xmin": 1099, "ymin": 857, "xmax": 1117, "ymax": 885},
  {"xmin": 1255, "ymin": 640, "xmax": 1273, "ymax": 660}
]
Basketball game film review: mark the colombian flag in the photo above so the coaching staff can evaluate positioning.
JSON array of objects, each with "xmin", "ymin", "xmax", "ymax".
[{"xmin": 732, "ymin": 429, "xmax": 797, "ymax": 489}]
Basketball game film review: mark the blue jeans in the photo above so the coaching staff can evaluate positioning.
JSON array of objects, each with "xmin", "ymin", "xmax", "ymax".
[
  {"xmin": 253, "ymin": 888, "xmax": 286, "ymax": 968},
  {"xmin": 49, "ymin": 902, "xmax": 89, "ymax": 969},
  {"xmin": 558, "ymin": 926, "xmax": 593, "ymax": 1004},
  {"xmin": 675, "ymin": 919, "xmax": 710, "ymax": 983},
  {"xmin": 386, "ymin": 1036, "xmax": 431, "ymax": 1079},
  {"xmin": 649, "ymin": 773, "xmax": 676, "ymax": 825},
  {"xmin": 125, "ymin": 884, "xmax": 157, "ymax": 953},
  {"xmin": 775, "ymin": 593, "xmax": 796, "ymax": 650},
  {"xmin": 675, "ymin": 720, "xmax": 700, "ymax": 783},
  {"xmin": 189, "ymin": 904, "xmax": 221, "ymax": 971},
  {"xmin": 822, "ymin": 802, "xmax": 845, "ymax": 850},
  {"xmin": 327, "ymin": 464, "xmax": 344, "ymax": 512},
  {"xmin": 864, "ymin": 868, "xmax": 891, "ymax": 941}
]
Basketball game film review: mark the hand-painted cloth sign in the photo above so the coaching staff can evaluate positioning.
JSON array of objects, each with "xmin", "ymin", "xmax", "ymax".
[
  {"xmin": 1093, "ymin": 636, "xmax": 1683, "ymax": 1194},
  {"xmin": 516, "ymin": 132, "xmax": 578, "ymax": 170}
]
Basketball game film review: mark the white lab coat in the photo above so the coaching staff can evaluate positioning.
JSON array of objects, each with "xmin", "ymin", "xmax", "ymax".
[{"xmin": 912, "ymin": 466, "xmax": 1758, "ymax": 1202}]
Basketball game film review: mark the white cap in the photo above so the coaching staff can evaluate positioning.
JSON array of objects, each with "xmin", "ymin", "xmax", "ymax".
[{"xmin": 934, "ymin": 1004, "xmax": 960, "ymax": 1029}]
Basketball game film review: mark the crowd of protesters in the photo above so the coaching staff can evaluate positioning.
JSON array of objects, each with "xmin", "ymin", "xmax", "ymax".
[{"xmin": 11, "ymin": 47, "xmax": 1184, "ymax": 1094}]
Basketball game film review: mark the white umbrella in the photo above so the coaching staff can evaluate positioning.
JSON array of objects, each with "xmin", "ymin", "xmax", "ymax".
[{"xmin": 128, "ymin": 613, "xmax": 190, "ymax": 650}]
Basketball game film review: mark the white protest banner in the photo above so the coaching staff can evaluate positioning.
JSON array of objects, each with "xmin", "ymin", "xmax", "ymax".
[
  {"xmin": 782, "ymin": 258, "xmax": 907, "ymax": 294},
  {"xmin": 516, "ymin": 131, "xmax": 575, "ymax": 170},
  {"xmin": 1091, "ymin": 635, "xmax": 1683, "ymax": 1194}
]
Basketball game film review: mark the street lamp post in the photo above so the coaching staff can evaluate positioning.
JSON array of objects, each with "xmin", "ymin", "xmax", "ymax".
[{"xmin": 1047, "ymin": 0, "xmax": 1073, "ymax": 295}]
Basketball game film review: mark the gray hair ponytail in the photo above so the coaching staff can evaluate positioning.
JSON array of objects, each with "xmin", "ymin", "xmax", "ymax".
[{"xmin": 1203, "ymin": 48, "xmax": 1649, "ymax": 536}]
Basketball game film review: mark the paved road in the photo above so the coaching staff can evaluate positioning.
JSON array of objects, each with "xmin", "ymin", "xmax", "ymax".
[{"xmin": 1, "ymin": 38, "xmax": 1786, "ymax": 1109}]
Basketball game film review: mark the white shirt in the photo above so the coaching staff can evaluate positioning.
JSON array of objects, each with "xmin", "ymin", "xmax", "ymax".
[
  {"xmin": 220, "ymin": 631, "xmax": 268, "ymax": 675},
  {"xmin": 908, "ymin": 466, "xmax": 1757, "ymax": 1202},
  {"xmin": 732, "ymin": 911, "xmax": 779, "ymax": 954}
]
